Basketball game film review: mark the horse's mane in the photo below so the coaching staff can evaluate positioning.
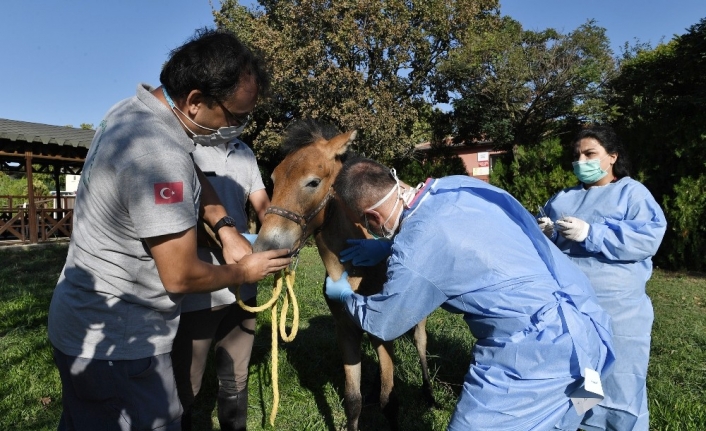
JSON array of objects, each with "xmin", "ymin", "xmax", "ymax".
[{"xmin": 281, "ymin": 118, "xmax": 341, "ymax": 156}]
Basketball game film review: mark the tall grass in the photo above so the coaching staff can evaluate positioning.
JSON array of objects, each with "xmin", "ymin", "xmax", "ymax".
[{"xmin": 0, "ymin": 244, "xmax": 704, "ymax": 430}]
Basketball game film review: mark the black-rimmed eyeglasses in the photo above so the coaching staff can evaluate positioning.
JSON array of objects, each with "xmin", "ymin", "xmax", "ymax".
[{"xmin": 215, "ymin": 100, "xmax": 252, "ymax": 127}]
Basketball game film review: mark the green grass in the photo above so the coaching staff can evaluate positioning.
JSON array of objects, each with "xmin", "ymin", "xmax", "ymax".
[
  {"xmin": 645, "ymin": 271, "xmax": 706, "ymax": 429},
  {"xmin": 1, "ymin": 244, "xmax": 705, "ymax": 430},
  {"xmin": 0, "ymin": 244, "xmax": 67, "ymax": 430}
]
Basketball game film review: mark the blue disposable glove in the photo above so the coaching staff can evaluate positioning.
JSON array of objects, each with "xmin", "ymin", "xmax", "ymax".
[
  {"xmin": 339, "ymin": 239, "xmax": 393, "ymax": 266},
  {"xmin": 242, "ymin": 233, "xmax": 258, "ymax": 245},
  {"xmin": 325, "ymin": 271, "xmax": 354, "ymax": 302}
]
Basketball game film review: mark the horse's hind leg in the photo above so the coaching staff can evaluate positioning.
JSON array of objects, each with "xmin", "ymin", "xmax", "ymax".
[
  {"xmin": 371, "ymin": 338, "xmax": 400, "ymax": 431},
  {"xmin": 414, "ymin": 318, "xmax": 436, "ymax": 406}
]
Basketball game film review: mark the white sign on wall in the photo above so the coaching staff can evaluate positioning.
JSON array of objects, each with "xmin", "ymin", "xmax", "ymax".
[
  {"xmin": 65, "ymin": 174, "xmax": 81, "ymax": 193},
  {"xmin": 477, "ymin": 152, "xmax": 489, "ymax": 162},
  {"xmin": 472, "ymin": 167, "xmax": 490, "ymax": 176}
]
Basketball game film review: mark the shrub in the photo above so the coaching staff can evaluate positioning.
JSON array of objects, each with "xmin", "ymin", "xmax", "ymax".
[
  {"xmin": 660, "ymin": 174, "xmax": 706, "ymax": 271},
  {"xmin": 490, "ymin": 138, "xmax": 575, "ymax": 211}
]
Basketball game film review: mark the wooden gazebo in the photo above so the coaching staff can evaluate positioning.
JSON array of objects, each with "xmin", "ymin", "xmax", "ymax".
[{"xmin": 0, "ymin": 118, "xmax": 93, "ymax": 244}]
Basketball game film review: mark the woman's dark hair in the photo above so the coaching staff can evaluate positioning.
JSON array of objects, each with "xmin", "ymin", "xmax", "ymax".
[
  {"xmin": 572, "ymin": 124, "xmax": 631, "ymax": 178},
  {"xmin": 159, "ymin": 27, "xmax": 269, "ymax": 105}
]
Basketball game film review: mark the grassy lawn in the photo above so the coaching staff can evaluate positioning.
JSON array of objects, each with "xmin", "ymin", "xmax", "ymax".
[{"xmin": 1, "ymin": 243, "xmax": 705, "ymax": 430}]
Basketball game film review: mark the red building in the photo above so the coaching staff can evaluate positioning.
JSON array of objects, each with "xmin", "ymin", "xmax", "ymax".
[{"xmin": 414, "ymin": 138, "xmax": 504, "ymax": 182}]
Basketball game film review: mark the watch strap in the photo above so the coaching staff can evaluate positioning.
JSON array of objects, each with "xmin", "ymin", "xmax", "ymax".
[{"xmin": 213, "ymin": 216, "xmax": 236, "ymax": 236}]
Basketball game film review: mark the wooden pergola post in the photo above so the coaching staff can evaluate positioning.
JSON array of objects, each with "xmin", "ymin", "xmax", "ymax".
[
  {"xmin": 54, "ymin": 163, "xmax": 62, "ymax": 216},
  {"xmin": 25, "ymin": 150, "xmax": 38, "ymax": 243}
]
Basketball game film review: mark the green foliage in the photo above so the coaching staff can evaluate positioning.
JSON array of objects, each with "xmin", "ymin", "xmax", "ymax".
[
  {"xmin": 62, "ymin": 124, "xmax": 93, "ymax": 130},
  {"xmin": 441, "ymin": 17, "xmax": 616, "ymax": 149},
  {"xmin": 489, "ymin": 138, "xmax": 576, "ymax": 211},
  {"xmin": 662, "ymin": 175, "xmax": 706, "ymax": 271},
  {"xmin": 213, "ymin": 0, "xmax": 501, "ymax": 171},
  {"xmin": 441, "ymin": 17, "xmax": 616, "ymax": 214},
  {"xmin": 0, "ymin": 172, "xmax": 28, "ymax": 197},
  {"xmin": 396, "ymin": 147, "xmax": 469, "ymax": 185},
  {"xmin": 0, "ymin": 171, "xmax": 52, "ymax": 206},
  {"xmin": 609, "ymin": 18, "xmax": 706, "ymax": 270}
]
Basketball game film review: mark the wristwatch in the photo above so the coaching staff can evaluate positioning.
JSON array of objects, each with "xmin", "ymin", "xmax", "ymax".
[{"xmin": 213, "ymin": 216, "xmax": 237, "ymax": 237}]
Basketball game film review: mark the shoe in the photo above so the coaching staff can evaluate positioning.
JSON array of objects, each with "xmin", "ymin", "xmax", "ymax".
[{"xmin": 217, "ymin": 389, "xmax": 248, "ymax": 431}]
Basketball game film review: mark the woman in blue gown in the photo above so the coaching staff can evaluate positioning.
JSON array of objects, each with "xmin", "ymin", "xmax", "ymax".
[{"xmin": 539, "ymin": 125, "xmax": 667, "ymax": 431}]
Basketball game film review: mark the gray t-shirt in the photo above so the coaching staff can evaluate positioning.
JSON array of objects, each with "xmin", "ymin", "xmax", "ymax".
[
  {"xmin": 182, "ymin": 140, "xmax": 266, "ymax": 312},
  {"xmin": 48, "ymin": 84, "xmax": 201, "ymax": 360}
]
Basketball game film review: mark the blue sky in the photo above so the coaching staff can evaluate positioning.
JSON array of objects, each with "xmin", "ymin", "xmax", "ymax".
[{"xmin": 1, "ymin": 0, "xmax": 704, "ymax": 129}]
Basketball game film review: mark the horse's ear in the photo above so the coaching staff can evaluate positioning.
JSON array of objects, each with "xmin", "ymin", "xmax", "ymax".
[{"xmin": 326, "ymin": 130, "xmax": 357, "ymax": 157}]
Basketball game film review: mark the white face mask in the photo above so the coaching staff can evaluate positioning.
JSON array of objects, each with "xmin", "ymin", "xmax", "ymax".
[
  {"xmin": 364, "ymin": 168, "xmax": 421, "ymax": 239},
  {"xmin": 162, "ymin": 88, "xmax": 247, "ymax": 146},
  {"xmin": 190, "ymin": 123, "xmax": 246, "ymax": 147}
]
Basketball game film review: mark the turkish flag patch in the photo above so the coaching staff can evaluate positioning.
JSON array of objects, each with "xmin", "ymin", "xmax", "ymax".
[{"xmin": 154, "ymin": 182, "xmax": 184, "ymax": 204}]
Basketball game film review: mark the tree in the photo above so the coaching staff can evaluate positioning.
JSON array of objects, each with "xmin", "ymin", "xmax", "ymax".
[
  {"xmin": 489, "ymin": 137, "xmax": 576, "ymax": 212},
  {"xmin": 441, "ymin": 17, "xmax": 616, "ymax": 149},
  {"xmin": 609, "ymin": 18, "xmax": 706, "ymax": 270},
  {"xmin": 213, "ymin": 0, "xmax": 501, "ymax": 170},
  {"xmin": 436, "ymin": 17, "xmax": 615, "ymax": 208},
  {"xmin": 0, "ymin": 171, "xmax": 51, "ymax": 203},
  {"xmin": 63, "ymin": 123, "xmax": 94, "ymax": 130},
  {"xmin": 395, "ymin": 144, "xmax": 469, "ymax": 186}
]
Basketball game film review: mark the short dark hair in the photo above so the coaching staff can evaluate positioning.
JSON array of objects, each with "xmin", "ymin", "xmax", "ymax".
[
  {"xmin": 159, "ymin": 27, "xmax": 269, "ymax": 105},
  {"xmin": 572, "ymin": 124, "xmax": 631, "ymax": 178},
  {"xmin": 334, "ymin": 157, "xmax": 397, "ymax": 215}
]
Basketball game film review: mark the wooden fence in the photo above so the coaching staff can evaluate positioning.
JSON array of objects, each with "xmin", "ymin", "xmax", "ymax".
[{"xmin": 0, "ymin": 195, "xmax": 74, "ymax": 244}]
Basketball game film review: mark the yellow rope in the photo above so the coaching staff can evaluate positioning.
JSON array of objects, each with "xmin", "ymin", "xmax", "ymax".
[{"xmin": 236, "ymin": 269, "xmax": 299, "ymax": 426}]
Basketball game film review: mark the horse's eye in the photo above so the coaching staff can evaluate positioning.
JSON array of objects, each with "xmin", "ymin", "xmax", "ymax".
[{"xmin": 306, "ymin": 179, "xmax": 321, "ymax": 188}]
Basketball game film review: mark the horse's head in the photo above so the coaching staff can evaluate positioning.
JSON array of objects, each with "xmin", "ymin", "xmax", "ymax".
[{"xmin": 254, "ymin": 120, "xmax": 357, "ymax": 255}]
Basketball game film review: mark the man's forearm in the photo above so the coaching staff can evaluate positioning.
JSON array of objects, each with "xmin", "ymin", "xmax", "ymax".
[
  {"xmin": 194, "ymin": 164, "xmax": 252, "ymax": 263},
  {"xmin": 164, "ymin": 259, "xmax": 248, "ymax": 294}
]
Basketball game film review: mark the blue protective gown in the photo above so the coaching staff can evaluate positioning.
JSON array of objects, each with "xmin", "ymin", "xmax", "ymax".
[
  {"xmin": 343, "ymin": 176, "xmax": 615, "ymax": 431},
  {"xmin": 541, "ymin": 177, "xmax": 666, "ymax": 431}
]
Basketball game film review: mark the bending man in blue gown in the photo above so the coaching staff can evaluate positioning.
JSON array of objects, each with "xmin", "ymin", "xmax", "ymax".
[{"xmin": 325, "ymin": 157, "xmax": 615, "ymax": 431}]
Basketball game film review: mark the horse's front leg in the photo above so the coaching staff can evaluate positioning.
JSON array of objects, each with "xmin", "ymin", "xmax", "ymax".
[
  {"xmin": 330, "ymin": 304, "xmax": 364, "ymax": 431},
  {"xmin": 370, "ymin": 336, "xmax": 400, "ymax": 431}
]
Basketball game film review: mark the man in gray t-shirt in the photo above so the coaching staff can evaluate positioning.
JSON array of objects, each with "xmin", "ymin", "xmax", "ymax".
[
  {"xmin": 47, "ymin": 29, "xmax": 289, "ymax": 431},
  {"xmin": 172, "ymin": 139, "xmax": 269, "ymax": 430}
]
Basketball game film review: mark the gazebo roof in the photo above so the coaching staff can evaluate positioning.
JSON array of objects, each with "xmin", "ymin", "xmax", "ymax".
[
  {"xmin": 0, "ymin": 118, "xmax": 94, "ymax": 173},
  {"xmin": 0, "ymin": 118, "xmax": 94, "ymax": 148}
]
